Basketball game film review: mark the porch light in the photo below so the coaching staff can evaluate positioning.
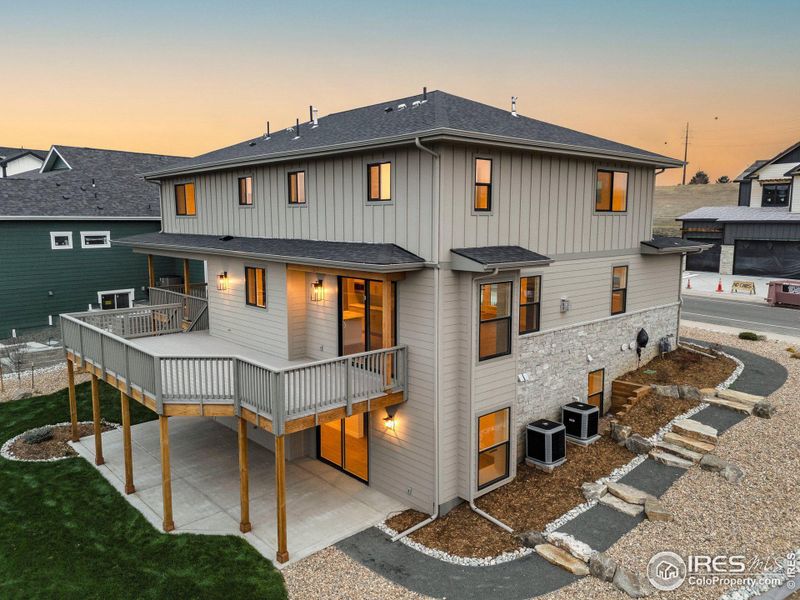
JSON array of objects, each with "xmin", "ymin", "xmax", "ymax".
[
  {"xmin": 383, "ymin": 406, "xmax": 398, "ymax": 431},
  {"xmin": 310, "ymin": 278, "xmax": 324, "ymax": 303},
  {"xmin": 217, "ymin": 271, "xmax": 229, "ymax": 291}
]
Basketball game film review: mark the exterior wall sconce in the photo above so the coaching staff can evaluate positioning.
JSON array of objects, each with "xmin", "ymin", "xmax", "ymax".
[
  {"xmin": 310, "ymin": 278, "xmax": 324, "ymax": 302},
  {"xmin": 383, "ymin": 406, "xmax": 398, "ymax": 431},
  {"xmin": 217, "ymin": 271, "xmax": 229, "ymax": 291}
]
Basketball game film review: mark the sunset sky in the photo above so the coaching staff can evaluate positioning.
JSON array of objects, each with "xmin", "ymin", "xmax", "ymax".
[{"xmin": 4, "ymin": 0, "xmax": 799, "ymax": 185}]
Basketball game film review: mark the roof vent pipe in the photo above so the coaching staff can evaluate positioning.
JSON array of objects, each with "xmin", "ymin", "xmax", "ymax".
[
  {"xmin": 511, "ymin": 96, "xmax": 518, "ymax": 117},
  {"xmin": 312, "ymin": 106, "xmax": 319, "ymax": 127},
  {"xmin": 422, "ymin": 86, "xmax": 427, "ymax": 102},
  {"xmin": 294, "ymin": 118, "xmax": 300, "ymax": 140},
  {"xmin": 264, "ymin": 121, "xmax": 271, "ymax": 140}
]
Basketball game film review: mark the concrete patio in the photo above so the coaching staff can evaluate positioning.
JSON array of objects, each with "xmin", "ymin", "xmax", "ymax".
[{"xmin": 71, "ymin": 417, "xmax": 406, "ymax": 567}]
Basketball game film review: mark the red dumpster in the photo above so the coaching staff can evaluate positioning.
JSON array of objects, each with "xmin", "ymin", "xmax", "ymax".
[{"xmin": 766, "ymin": 280, "xmax": 800, "ymax": 307}]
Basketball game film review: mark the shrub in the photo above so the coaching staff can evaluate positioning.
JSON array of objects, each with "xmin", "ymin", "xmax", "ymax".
[
  {"xmin": 22, "ymin": 426, "xmax": 54, "ymax": 445},
  {"xmin": 786, "ymin": 347, "xmax": 797, "ymax": 353},
  {"xmin": 738, "ymin": 331, "xmax": 759, "ymax": 341}
]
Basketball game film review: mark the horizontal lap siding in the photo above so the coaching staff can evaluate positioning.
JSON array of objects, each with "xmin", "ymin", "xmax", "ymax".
[{"xmin": 302, "ymin": 272, "xmax": 338, "ymax": 361}]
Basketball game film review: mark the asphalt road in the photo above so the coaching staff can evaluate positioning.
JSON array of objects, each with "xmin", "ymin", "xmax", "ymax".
[{"xmin": 682, "ymin": 296, "xmax": 800, "ymax": 338}]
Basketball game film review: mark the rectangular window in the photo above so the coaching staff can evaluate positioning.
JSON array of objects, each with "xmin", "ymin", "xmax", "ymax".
[
  {"xmin": 474, "ymin": 158, "xmax": 492, "ymax": 211},
  {"xmin": 519, "ymin": 276, "xmax": 541, "ymax": 334},
  {"xmin": 175, "ymin": 182, "xmax": 196, "ymax": 216},
  {"xmin": 479, "ymin": 282, "xmax": 512, "ymax": 361},
  {"xmin": 80, "ymin": 231, "xmax": 111, "ymax": 249},
  {"xmin": 368, "ymin": 162, "xmax": 391, "ymax": 202},
  {"xmin": 595, "ymin": 170, "xmax": 628, "ymax": 212},
  {"xmin": 238, "ymin": 176, "xmax": 253, "ymax": 206},
  {"xmin": 762, "ymin": 184, "xmax": 790, "ymax": 207},
  {"xmin": 611, "ymin": 265, "xmax": 628, "ymax": 315},
  {"xmin": 50, "ymin": 231, "xmax": 72, "ymax": 250},
  {"xmin": 288, "ymin": 171, "xmax": 306, "ymax": 205},
  {"xmin": 245, "ymin": 266, "xmax": 266, "ymax": 308},
  {"xmin": 588, "ymin": 368, "xmax": 605, "ymax": 411},
  {"xmin": 478, "ymin": 408, "xmax": 510, "ymax": 489}
]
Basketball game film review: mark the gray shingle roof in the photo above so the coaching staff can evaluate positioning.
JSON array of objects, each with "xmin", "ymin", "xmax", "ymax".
[
  {"xmin": 145, "ymin": 91, "xmax": 681, "ymax": 177},
  {"xmin": 678, "ymin": 206, "xmax": 800, "ymax": 223},
  {"xmin": 733, "ymin": 160, "xmax": 768, "ymax": 182},
  {"xmin": 115, "ymin": 232, "xmax": 426, "ymax": 272},
  {"xmin": 451, "ymin": 246, "xmax": 552, "ymax": 268},
  {"xmin": 0, "ymin": 146, "xmax": 186, "ymax": 218},
  {"xmin": 0, "ymin": 146, "xmax": 47, "ymax": 166},
  {"xmin": 640, "ymin": 237, "xmax": 712, "ymax": 255}
]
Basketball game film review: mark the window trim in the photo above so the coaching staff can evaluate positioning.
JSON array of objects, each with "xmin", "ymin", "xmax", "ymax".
[
  {"xmin": 473, "ymin": 157, "xmax": 493, "ymax": 213},
  {"xmin": 80, "ymin": 230, "xmax": 111, "ymax": 249},
  {"xmin": 594, "ymin": 168, "xmax": 629, "ymax": 214},
  {"xmin": 287, "ymin": 170, "xmax": 307, "ymax": 206},
  {"xmin": 174, "ymin": 181, "xmax": 197, "ymax": 217},
  {"xmin": 367, "ymin": 161, "xmax": 392, "ymax": 203},
  {"xmin": 476, "ymin": 406, "xmax": 511, "ymax": 491},
  {"xmin": 50, "ymin": 231, "xmax": 73, "ymax": 250},
  {"xmin": 478, "ymin": 281, "xmax": 513, "ymax": 362},
  {"xmin": 761, "ymin": 183, "xmax": 790, "ymax": 207},
  {"xmin": 611, "ymin": 265, "xmax": 628, "ymax": 315},
  {"xmin": 588, "ymin": 368, "xmax": 605, "ymax": 413},
  {"xmin": 244, "ymin": 266, "xmax": 267, "ymax": 309},
  {"xmin": 238, "ymin": 175, "xmax": 254, "ymax": 207},
  {"xmin": 519, "ymin": 275, "xmax": 542, "ymax": 335}
]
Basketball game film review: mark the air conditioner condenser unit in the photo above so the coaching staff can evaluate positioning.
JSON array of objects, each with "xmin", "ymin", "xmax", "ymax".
[
  {"xmin": 525, "ymin": 419, "xmax": 566, "ymax": 472},
  {"xmin": 562, "ymin": 401, "xmax": 600, "ymax": 446}
]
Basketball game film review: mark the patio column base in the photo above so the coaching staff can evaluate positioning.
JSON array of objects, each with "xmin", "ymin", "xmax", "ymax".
[{"xmin": 91, "ymin": 374, "xmax": 104, "ymax": 466}]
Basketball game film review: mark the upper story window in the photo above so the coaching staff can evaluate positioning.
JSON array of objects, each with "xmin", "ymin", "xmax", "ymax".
[
  {"xmin": 175, "ymin": 182, "xmax": 196, "ymax": 216},
  {"xmin": 474, "ymin": 158, "xmax": 492, "ymax": 212},
  {"xmin": 611, "ymin": 265, "xmax": 628, "ymax": 315},
  {"xmin": 80, "ymin": 231, "xmax": 111, "ymax": 249},
  {"xmin": 368, "ymin": 162, "xmax": 391, "ymax": 202},
  {"xmin": 595, "ymin": 169, "xmax": 628, "ymax": 212},
  {"xmin": 50, "ymin": 231, "xmax": 72, "ymax": 250},
  {"xmin": 762, "ymin": 184, "xmax": 790, "ymax": 207},
  {"xmin": 519, "ymin": 276, "xmax": 541, "ymax": 334},
  {"xmin": 245, "ymin": 266, "xmax": 266, "ymax": 308},
  {"xmin": 288, "ymin": 171, "xmax": 306, "ymax": 205},
  {"xmin": 238, "ymin": 176, "xmax": 253, "ymax": 206},
  {"xmin": 478, "ymin": 281, "xmax": 512, "ymax": 361}
]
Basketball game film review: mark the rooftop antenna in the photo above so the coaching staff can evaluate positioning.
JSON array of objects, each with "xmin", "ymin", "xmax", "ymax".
[
  {"xmin": 264, "ymin": 121, "xmax": 271, "ymax": 140},
  {"xmin": 511, "ymin": 96, "xmax": 518, "ymax": 117},
  {"xmin": 293, "ymin": 118, "xmax": 300, "ymax": 140},
  {"xmin": 311, "ymin": 106, "xmax": 319, "ymax": 128}
]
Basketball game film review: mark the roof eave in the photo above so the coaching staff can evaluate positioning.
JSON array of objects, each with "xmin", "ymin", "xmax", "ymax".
[
  {"xmin": 640, "ymin": 241, "xmax": 712, "ymax": 255},
  {"xmin": 450, "ymin": 251, "xmax": 554, "ymax": 273},
  {"xmin": 0, "ymin": 215, "xmax": 161, "ymax": 221}
]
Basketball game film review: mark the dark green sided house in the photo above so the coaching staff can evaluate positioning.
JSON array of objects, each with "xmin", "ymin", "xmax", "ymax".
[{"xmin": 0, "ymin": 145, "xmax": 204, "ymax": 339}]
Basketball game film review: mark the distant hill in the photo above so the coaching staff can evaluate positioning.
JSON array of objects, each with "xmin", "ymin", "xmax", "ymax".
[{"xmin": 653, "ymin": 184, "xmax": 739, "ymax": 236}]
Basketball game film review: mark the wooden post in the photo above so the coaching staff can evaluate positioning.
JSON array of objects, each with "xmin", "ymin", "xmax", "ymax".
[
  {"xmin": 91, "ymin": 374, "xmax": 104, "ymax": 465},
  {"xmin": 67, "ymin": 359, "xmax": 79, "ymax": 442},
  {"xmin": 147, "ymin": 254, "xmax": 156, "ymax": 288},
  {"xmin": 159, "ymin": 415, "xmax": 175, "ymax": 532},
  {"xmin": 183, "ymin": 259, "xmax": 191, "ymax": 296},
  {"xmin": 275, "ymin": 435, "xmax": 289, "ymax": 563},
  {"xmin": 238, "ymin": 417, "xmax": 251, "ymax": 533},
  {"xmin": 121, "ymin": 391, "xmax": 135, "ymax": 494},
  {"xmin": 382, "ymin": 278, "xmax": 394, "ymax": 387}
]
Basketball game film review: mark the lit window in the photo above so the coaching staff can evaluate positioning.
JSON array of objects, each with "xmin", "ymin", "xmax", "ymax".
[
  {"xmin": 288, "ymin": 171, "xmax": 306, "ymax": 205},
  {"xmin": 478, "ymin": 408, "xmax": 510, "ymax": 489},
  {"xmin": 474, "ymin": 158, "xmax": 492, "ymax": 211},
  {"xmin": 588, "ymin": 368, "xmax": 605, "ymax": 410},
  {"xmin": 238, "ymin": 176, "xmax": 253, "ymax": 206},
  {"xmin": 595, "ymin": 170, "xmax": 627, "ymax": 212},
  {"xmin": 175, "ymin": 182, "xmax": 196, "ymax": 216},
  {"xmin": 50, "ymin": 231, "xmax": 73, "ymax": 250},
  {"xmin": 245, "ymin": 267, "xmax": 266, "ymax": 308},
  {"xmin": 368, "ymin": 162, "xmax": 391, "ymax": 202},
  {"xmin": 479, "ymin": 282, "xmax": 512, "ymax": 361},
  {"xmin": 80, "ymin": 231, "xmax": 111, "ymax": 249},
  {"xmin": 519, "ymin": 276, "xmax": 541, "ymax": 334},
  {"xmin": 611, "ymin": 266, "xmax": 628, "ymax": 315}
]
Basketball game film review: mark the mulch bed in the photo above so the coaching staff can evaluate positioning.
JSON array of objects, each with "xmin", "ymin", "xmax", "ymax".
[
  {"xmin": 621, "ymin": 346, "xmax": 736, "ymax": 388},
  {"xmin": 616, "ymin": 391, "xmax": 699, "ymax": 438},
  {"xmin": 6, "ymin": 422, "xmax": 114, "ymax": 461}
]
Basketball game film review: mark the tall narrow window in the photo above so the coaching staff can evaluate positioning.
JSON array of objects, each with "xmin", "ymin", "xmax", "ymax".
[
  {"xmin": 588, "ymin": 368, "xmax": 605, "ymax": 411},
  {"xmin": 595, "ymin": 170, "xmax": 628, "ymax": 212},
  {"xmin": 175, "ymin": 182, "xmax": 196, "ymax": 216},
  {"xmin": 478, "ymin": 282, "xmax": 512, "ymax": 361},
  {"xmin": 368, "ymin": 162, "xmax": 391, "ymax": 202},
  {"xmin": 238, "ymin": 176, "xmax": 253, "ymax": 206},
  {"xmin": 519, "ymin": 276, "xmax": 541, "ymax": 334},
  {"xmin": 611, "ymin": 266, "xmax": 628, "ymax": 315},
  {"xmin": 478, "ymin": 408, "xmax": 510, "ymax": 489},
  {"xmin": 245, "ymin": 266, "xmax": 266, "ymax": 308},
  {"xmin": 288, "ymin": 171, "xmax": 306, "ymax": 205},
  {"xmin": 474, "ymin": 158, "xmax": 492, "ymax": 211}
]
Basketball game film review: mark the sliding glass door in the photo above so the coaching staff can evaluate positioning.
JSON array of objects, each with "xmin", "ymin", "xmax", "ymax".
[
  {"xmin": 318, "ymin": 414, "xmax": 369, "ymax": 482},
  {"xmin": 339, "ymin": 277, "xmax": 387, "ymax": 354}
]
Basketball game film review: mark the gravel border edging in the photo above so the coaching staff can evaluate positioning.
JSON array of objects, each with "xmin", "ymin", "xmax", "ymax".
[{"xmin": 1, "ymin": 421, "xmax": 120, "ymax": 463}]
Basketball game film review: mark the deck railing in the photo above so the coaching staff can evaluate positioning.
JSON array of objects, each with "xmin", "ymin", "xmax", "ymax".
[
  {"xmin": 155, "ymin": 282, "xmax": 208, "ymax": 299},
  {"xmin": 148, "ymin": 287, "xmax": 209, "ymax": 331},
  {"xmin": 60, "ymin": 307, "xmax": 407, "ymax": 434},
  {"xmin": 69, "ymin": 304, "xmax": 184, "ymax": 338}
]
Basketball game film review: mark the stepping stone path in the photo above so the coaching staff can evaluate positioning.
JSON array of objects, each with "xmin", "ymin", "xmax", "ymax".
[
  {"xmin": 534, "ymin": 544, "xmax": 590, "ymax": 576},
  {"xmin": 672, "ymin": 419, "xmax": 718, "ymax": 445},
  {"xmin": 662, "ymin": 431, "xmax": 715, "ymax": 454},
  {"xmin": 599, "ymin": 493, "xmax": 644, "ymax": 517},
  {"xmin": 644, "ymin": 498, "xmax": 672, "ymax": 522},
  {"xmin": 606, "ymin": 481, "xmax": 655, "ymax": 505},
  {"xmin": 653, "ymin": 441, "xmax": 703, "ymax": 464},
  {"xmin": 649, "ymin": 450, "xmax": 694, "ymax": 469}
]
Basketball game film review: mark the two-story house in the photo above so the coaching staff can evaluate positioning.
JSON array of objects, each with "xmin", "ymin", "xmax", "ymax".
[{"xmin": 61, "ymin": 91, "xmax": 706, "ymax": 564}]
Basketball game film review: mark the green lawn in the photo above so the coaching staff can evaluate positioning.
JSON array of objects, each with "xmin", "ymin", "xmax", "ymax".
[{"xmin": 0, "ymin": 380, "xmax": 287, "ymax": 599}]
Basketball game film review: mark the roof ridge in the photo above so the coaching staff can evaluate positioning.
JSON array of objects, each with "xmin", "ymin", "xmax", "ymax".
[{"xmin": 51, "ymin": 145, "xmax": 187, "ymax": 159}]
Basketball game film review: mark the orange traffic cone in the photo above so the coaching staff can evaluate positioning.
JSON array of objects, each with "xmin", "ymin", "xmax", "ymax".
[{"xmin": 716, "ymin": 278, "xmax": 723, "ymax": 293}]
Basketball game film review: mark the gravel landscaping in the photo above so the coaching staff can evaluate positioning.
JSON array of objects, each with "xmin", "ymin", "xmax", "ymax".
[{"xmin": 1, "ymin": 363, "xmax": 89, "ymax": 403}]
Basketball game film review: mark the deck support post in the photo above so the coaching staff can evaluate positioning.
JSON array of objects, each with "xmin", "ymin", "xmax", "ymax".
[
  {"xmin": 91, "ymin": 374, "xmax": 104, "ymax": 465},
  {"xmin": 238, "ymin": 417, "xmax": 251, "ymax": 533},
  {"xmin": 159, "ymin": 415, "xmax": 175, "ymax": 532},
  {"xmin": 147, "ymin": 254, "xmax": 155, "ymax": 288},
  {"xmin": 275, "ymin": 434, "xmax": 289, "ymax": 563},
  {"xmin": 67, "ymin": 359, "xmax": 79, "ymax": 442},
  {"xmin": 121, "ymin": 391, "xmax": 135, "ymax": 494},
  {"xmin": 183, "ymin": 259, "xmax": 191, "ymax": 295},
  {"xmin": 382, "ymin": 277, "xmax": 394, "ymax": 387}
]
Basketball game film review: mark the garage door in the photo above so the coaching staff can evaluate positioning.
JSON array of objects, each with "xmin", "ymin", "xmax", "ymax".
[
  {"xmin": 685, "ymin": 238, "xmax": 721, "ymax": 272},
  {"xmin": 734, "ymin": 240, "xmax": 800, "ymax": 279}
]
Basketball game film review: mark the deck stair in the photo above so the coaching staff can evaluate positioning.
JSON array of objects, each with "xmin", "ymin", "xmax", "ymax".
[
  {"xmin": 651, "ymin": 418, "xmax": 718, "ymax": 466},
  {"xmin": 611, "ymin": 380, "xmax": 650, "ymax": 417}
]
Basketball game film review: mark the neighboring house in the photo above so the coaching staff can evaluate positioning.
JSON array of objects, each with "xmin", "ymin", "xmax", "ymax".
[
  {"xmin": 678, "ymin": 141, "xmax": 800, "ymax": 278},
  {"xmin": 0, "ymin": 146, "xmax": 47, "ymax": 177},
  {"xmin": 61, "ymin": 90, "xmax": 705, "ymax": 564},
  {"xmin": 0, "ymin": 145, "xmax": 203, "ymax": 338}
]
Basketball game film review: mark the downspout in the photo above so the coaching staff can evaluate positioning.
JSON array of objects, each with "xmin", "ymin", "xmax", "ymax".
[
  {"xmin": 392, "ymin": 138, "xmax": 441, "ymax": 541},
  {"xmin": 676, "ymin": 252, "xmax": 686, "ymax": 343}
]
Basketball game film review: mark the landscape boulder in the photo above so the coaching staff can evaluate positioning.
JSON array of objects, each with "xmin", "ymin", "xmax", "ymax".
[
  {"xmin": 625, "ymin": 434, "xmax": 653, "ymax": 455},
  {"xmin": 611, "ymin": 423, "xmax": 632, "ymax": 443},
  {"xmin": 700, "ymin": 455, "xmax": 744, "ymax": 483},
  {"xmin": 721, "ymin": 463, "xmax": 745, "ymax": 483},
  {"xmin": 651, "ymin": 384, "xmax": 680, "ymax": 398},
  {"xmin": 10, "ymin": 391, "xmax": 32, "ymax": 402},
  {"xmin": 607, "ymin": 481, "xmax": 655, "ymax": 506},
  {"xmin": 613, "ymin": 566, "xmax": 654, "ymax": 598},
  {"xmin": 546, "ymin": 531, "xmax": 595, "ymax": 563},
  {"xmin": 581, "ymin": 481, "xmax": 607, "ymax": 502},
  {"xmin": 517, "ymin": 530, "xmax": 547, "ymax": 548},
  {"xmin": 644, "ymin": 498, "xmax": 672, "ymax": 522},
  {"xmin": 589, "ymin": 552, "xmax": 618, "ymax": 582},
  {"xmin": 678, "ymin": 385, "xmax": 703, "ymax": 401},
  {"xmin": 753, "ymin": 401, "xmax": 776, "ymax": 419}
]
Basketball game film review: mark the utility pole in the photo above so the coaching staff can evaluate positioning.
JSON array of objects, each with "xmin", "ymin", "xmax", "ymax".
[{"xmin": 681, "ymin": 122, "xmax": 689, "ymax": 185}]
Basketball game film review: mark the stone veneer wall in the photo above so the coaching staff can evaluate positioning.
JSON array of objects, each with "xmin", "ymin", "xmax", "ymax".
[{"xmin": 514, "ymin": 303, "xmax": 680, "ymax": 459}]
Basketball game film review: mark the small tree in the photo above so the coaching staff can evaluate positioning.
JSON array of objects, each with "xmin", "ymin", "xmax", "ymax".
[
  {"xmin": 689, "ymin": 170, "xmax": 710, "ymax": 184},
  {"xmin": 0, "ymin": 337, "xmax": 30, "ymax": 382},
  {"xmin": 716, "ymin": 175, "xmax": 730, "ymax": 184}
]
